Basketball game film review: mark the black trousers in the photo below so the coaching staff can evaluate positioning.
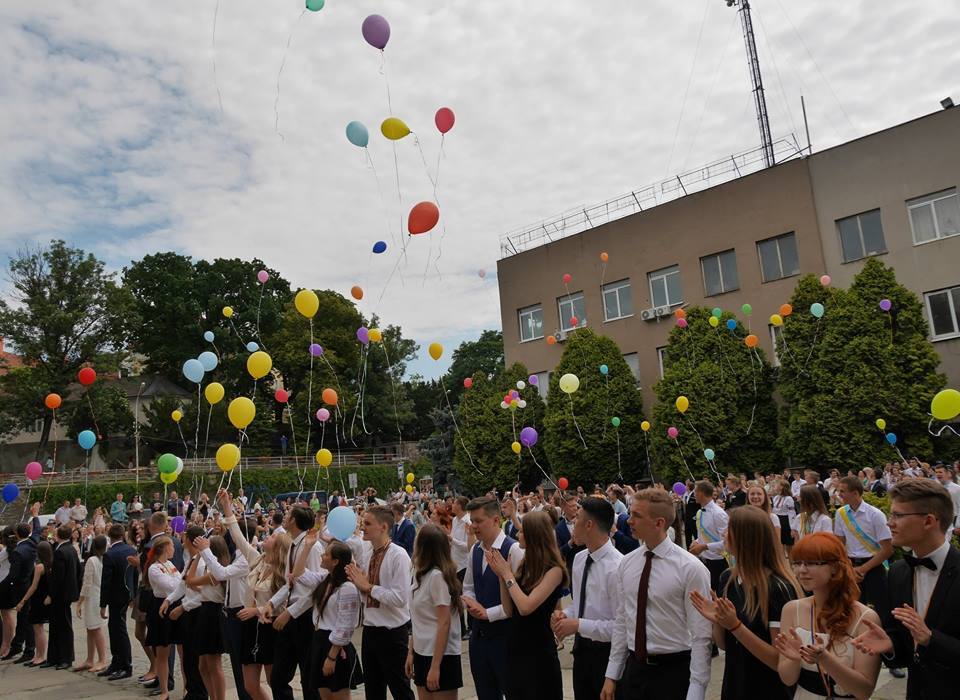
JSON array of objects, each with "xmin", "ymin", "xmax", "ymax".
[
  {"xmin": 572, "ymin": 638, "xmax": 612, "ymax": 700},
  {"xmin": 619, "ymin": 653, "xmax": 690, "ymax": 700},
  {"xmin": 852, "ymin": 558, "xmax": 888, "ymax": 611},
  {"xmin": 47, "ymin": 598, "xmax": 74, "ymax": 664},
  {"xmin": 107, "ymin": 600, "xmax": 132, "ymax": 672},
  {"xmin": 468, "ymin": 629, "xmax": 510, "ymax": 700},
  {"xmin": 11, "ymin": 600, "xmax": 35, "ymax": 654},
  {"xmin": 222, "ymin": 608, "xmax": 252, "ymax": 700},
  {"xmin": 270, "ymin": 612, "xmax": 315, "ymax": 700},
  {"xmin": 703, "ymin": 558, "xmax": 728, "ymax": 593},
  {"xmin": 456, "ymin": 569, "xmax": 467, "ymax": 636},
  {"xmin": 361, "ymin": 623, "xmax": 415, "ymax": 700}
]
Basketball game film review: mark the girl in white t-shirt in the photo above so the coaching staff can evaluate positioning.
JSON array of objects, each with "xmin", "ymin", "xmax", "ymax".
[
  {"xmin": 406, "ymin": 523, "xmax": 463, "ymax": 697},
  {"xmin": 791, "ymin": 485, "xmax": 833, "ymax": 544}
]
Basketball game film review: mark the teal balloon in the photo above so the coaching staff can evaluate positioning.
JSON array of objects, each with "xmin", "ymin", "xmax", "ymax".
[
  {"xmin": 703, "ymin": 448, "xmax": 715, "ymax": 461},
  {"xmin": 810, "ymin": 302, "xmax": 825, "ymax": 319},
  {"xmin": 712, "ymin": 307, "xmax": 722, "ymax": 318},
  {"xmin": 182, "ymin": 358, "xmax": 204, "ymax": 384},
  {"xmin": 198, "ymin": 351, "xmax": 218, "ymax": 372},
  {"xmin": 726, "ymin": 319, "xmax": 736, "ymax": 330},
  {"xmin": 246, "ymin": 341, "xmax": 259, "ymax": 352},
  {"xmin": 346, "ymin": 121, "xmax": 369, "ymax": 148},
  {"xmin": 599, "ymin": 364, "xmax": 609, "ymax": 375},
  {"xmin": 157, "ymin": 453, "xmax": 179, "ymax": 474},
  {"xmin": 306, "ymin": 0, "xmax": 325, "ymax": 10},
  {"xmin": 203, "ymin": 330, "xmax": 214, "ymax": 342},
  {"xmin": 78, "ymin": 430, "xmax": 96, "ymax": 450},
  {"xmin": 611, "ymin": 416, "xmax": 621, "ymax": 427}
]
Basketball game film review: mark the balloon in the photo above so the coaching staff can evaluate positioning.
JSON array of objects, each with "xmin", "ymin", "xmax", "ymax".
[
  {"xmin": 428, "ymin": 343, "xmax": 443, "ymax": 361},
  {"xmin": 745, "ymin": 334, "xmax": 759, "ymax": 348},
  {"xmin": 511, "ymin": 441, "xmax": 521, "ymax": 454},
  {"xmin": 562, "ymin": 273, "xmax": 572, "ymax": 285},
  {"xmin": 519, "ymin": 426, "xmax": 538, "ymax": 447},
  {"xmin": 516, "ymin": 381, "xmax": 525, "ymax": 390},
  {"xmin": 295, "ymin": 289, "xmax": 319, "ymax": 318},
  {"xmin": 770, "ymin": 314, "xmax": 783, "ymax": 327},
  {"xmin": 381, "ymin": 117, "xmax": 410, "ymax": 141},
  {"xmin": 408, "ymin": 201, "xmax": 440, "ymax": 235},
  {"xmin": 641, "ymin": 420, "xmax": 650, "ymax": 432},
  {"xmin": 247, "ymin": 351, "xmax": 273, "ymax": 380},
  {"xmin": 780, "ymin": 304, "xmax": 793, "ymax": 317},
  {"xmin": 345, "ymin": 120, "xmax": 369, "ymax": 148},
  {"xmin": 157, "ymin": 453, "xmax": 179, "ymax": 474},
  {"xmin": 171, "ymin": 409, "xmax": 182, "ymax": 423},
  {"xmin": 435, "ymin": 107, "xmax": 455, "ymax": 134},
  {"xmin": 931, "ymin": 389, "xmax": 960, "ymax": 421},
  {"xmin": 327, "ymin": 506, "xmax": 357, "ymax": 541},
  {"xmin": 170, "ymin": 515, "xmax": 186, "ymax": 534},
  {"xmin": 216, "ymin": 443, "xmax": 240, "ymax": 472},
  {"xmin": 500, "ymin": 401, "xmax": 509, "ymax": 409},
  {"xmin": 356, "ymin": 327, "xmax": 369, "ymax": 345},
  {"xmin": 78, "ymin": 429, "xmax": 96, "ymax": 450},
  {"xmin": 677, "ymin": 318, "xmax": 688, "ymax": 328},
  {"xmin": 704, "ymin": 448, "xmax": 715, "ymax": 461},
  {"xmin": 675, "ymin": 396, "xmax": 689, "ymax": 414},
  {"xmin": 667, "ymin": 426, "xmax": 679, "ymax": 440},
  {"xmin": 879, "ymin": 299, "xmax": 892, "ymax": 312},
  {"xmin": 478, "ymin": 269, "xmax": 486, "ymax": 279},
  {"xmin": 741, "ymin": 303, "xmax": 752, "ymax": 316},
  {"xmin": 351, "ymin": 285, "xmax": 364, "ymax": 300},
  {"xmin": 275, "ymin": 389, "xmax": 290, "ymax": 403},
  {"xmin": 205, "ymin": 382, "xmax": 225, "ymax": 405},
  {"xmin": 174, "ymin": 458, "xmax": 183, "ymax": 477},
  {"xmin": 405, "ymin": 484, "xmax": 414, "ymax": 494},
  {"xmin": 600, "ymin": 252, "xmax": 609, "ymax": 263},
  {"xmin": 362, "ymin": 14, "xmax": 390, "ymax": 49},
  {"xmin": 672, "ymin": 482, "xmax": 686, "ymax": 497},
  {"xmin": 182, "ymin": 359, "xmax": 204, "ymax": 384},
  {"xmin": 559, "ymin": 373, "xmax": 580, "ymax": 394},
  {"xmin": 2, "ymin": 483, "xmax": 20, "ymax": 503},
  {"xmin": 886, "ymin": 432, "xmax": 897, "ymax": 445},
  {"xmin": 372, "ymin": 241, "xmax": 387, "ymax": 254},
  {"xmin": 246, "ymin": 341, "xmax": 259, "ymax": 352},
  {"xmin": 708, "ymin": 316, "xmax": 719, "ymax": 327},
  {"xmin": 78, "ymin": 367, "xmax": 96, "ymax": 386},
  {"xmin": 599, "ymin": 364, "xmax": 609, "ymax": 375},
  {"xmin": 222, "ymin": 306, "xmax": 233, "ymax": 318},
  {"xmin": 528, "ymin": 374, "xmax": 538, "ymax": 386},
  {"xmin": 25, "ymin": 462, "xmax": 42, "ymax": 480},
  {"xmin": 810, "ymin": 302, "xmax": 825, "ymax": 319},
  {"xmin": 316, "ymin": 408, "xmax": 330, "ymax": 422},
  {"xmin": 310, "ymin": 343, "xmax": 323, "ymax": 357},
  {"xmin": 228, "ymin": 397, "xmax": 256, "ymax": 429},
  {"xmin": 875, "ymin": 418, "xmax": 886, "ymax": 430},
  {"xmin": 558, "ymin": 477, "xmax": 569, "ymax": 490},
  {"xmin": 322, "ymin": 388, "xmax": 338, "ymax": 405},
  {"xmin": 368, "ymin": 328, "xmax": 382, "ymax": 343},
  {"xmin": 45, "ymin": 393, "xmax": 61, "ymax": 410},
  {"xmin": 160, "ymin": 471, "xmax": 178, "ymax": 485},
  {"xmin": 546, "ymin": 335, "xmax": 557, "ymax": 345},
  {"xmin": 611, "ymin": 416, "xmax": 621, "ymax": 427},
  {"xmin": 674, "ymin": 308, "xmax": 686, "ymax": 319},
  {"xmin": 405, "ymin": 472, "xmax": 415, "ymax": 484},
  {"xmin": 463, "ymin": 377, "xmax": 473, "ymax": 389},
  {"xmin": 316, "ymin": 449, "xmax": 333, "ymax": 468},
  {"xmin": 726, "ymin": 319, "xmax": 736, "ymax": 330},
  {"xmin": 709, "ymin": 308, "xmax": 721, "ymax": 318},
  {"xmin": 204, "ymin": 330, "xmax": 215, "ymax": 342},
  {"xmin": 569, "ymin": 316, "xmax": 579, "ymax": 327},
  {"xmin": 257, "ymin": 270, "xmax": 269, "ymax": 284},
  {"xmin": 198, "ymin": 351, "xmax": 218, "ymax": 372},
  {"xmin": 517, "ymin": 399, "xmax": 527, "ymax": 408},
  {"xmin": 820, "ymin": 275, "xmax": 831, "ymax": 286}
]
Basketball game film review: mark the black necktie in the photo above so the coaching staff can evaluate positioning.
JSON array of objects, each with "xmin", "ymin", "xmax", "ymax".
[
  {"xmin": 904, "ymin": 554, "xmax": 937, "ymax": 571},
  {"xmin": 577, "ymin": 555, "xmax": 594, "ymax": 619}
]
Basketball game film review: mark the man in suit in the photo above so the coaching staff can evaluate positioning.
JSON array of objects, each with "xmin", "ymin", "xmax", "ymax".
[
  {"xmin": 852, "ymin": 479, "xmax": 960, "ymax": 699},
  {"xmin": 1, "ymin": 503, "xmax": 42, "ymax": 663},
  {"xmin": 98, "ymin": 523, "xmax": 136, "ymax": 680},
  {"xmin": 682, "ymin": 480, "xmax": 698, "ymax": 548},
  {"xmin": 45, "ymin": 525, "xmax": 80, "ymax": 669},
  {"xmin": 389, "ymin": 502, "xmax": 415, "ymax": 555}
]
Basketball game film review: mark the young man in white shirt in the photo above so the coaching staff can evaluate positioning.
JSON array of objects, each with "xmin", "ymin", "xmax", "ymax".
[
  {"xmin": 687, "ymin": 480, "xmax": 729, "ymax": 592},
  {"xmin": 834, "ymin": 475, "xmax": 893, "ymax": 611},
  {"xmin": 449, "ymin": 496, "xmax": 471, "ymax": 640},
  {"xmin": 934, "ymin": 465, "xmax": 960, "ymax": 535},
  {"xmin": 54, "ymin": 500, "xmax": 72, "ymax": 527},
  {"xmin": 601, "ymin": 488, "xmax": 712, "ymax": 700}
]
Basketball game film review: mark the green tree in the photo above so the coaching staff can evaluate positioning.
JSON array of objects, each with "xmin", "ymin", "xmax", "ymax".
[
  {"xmin": 649, "ymin": 308, "xmax": 779, "ymax": 485},
  {"xmin": 444, "ymin": 330, "xmax": 505, "ymax": 405},
  {"xmin": 418, "ymin": 407, "xmax": 457, "ymax": 490},
  {"xmin": 542, "ymin": 329, "xmax": 645, "ymax": 488},
  {"xmin": 777, "ymin": 261, "xmax": 945, "ymax": 470},
  {"xmin": 403, "ymin": 376, "xmax": 443, "ymax": 442},
  {"xmin": 62, "ymin": 383, "xmax": 136, "ymax": 461}
]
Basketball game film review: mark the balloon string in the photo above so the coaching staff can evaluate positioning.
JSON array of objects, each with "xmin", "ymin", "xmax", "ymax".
[
  {"xmin": 211, "ymin": 0, "xmax": 224, "ymax": 115},
  {"xmin": 706, "ymin": 458, "xmax": 722, "ymax": 481},
  {"xmin": 440, "ymin": 376, "xmax": 482, "ymax": 474},
  {"xmin": 800, "ymin": 316, "xmax": 822, "ymax": 373},
  {"xmin": 359, "ymin": 350, "xmax": 371, "ymax": 435},
  {"xmin": 381, "ymin": 341, "xmax": 404, "ymax": 454},
  {"xmin": 176, "ymin": 423, "xmax": 189, "ymax": 459},
  {"xmin": 568, "ymin": 394, "xmax": 587, "ymax": 449},
  {"xmin": 366, "ymin": 148, "xmax": 399, "ymax": 254},
  {"xmin": 194, "ymin": 384, "xmax": 202, "ymax": 459},
  {"xmin": 681, "ymin": 413, "xmax": 708, "ymax": 457},
  {"xmin": 527, "ymin": 447, "xmax": 557, "ymax": 490},
  {"xmin": 228, "ymin": 317, "xmax": 246, "ymax": 347},
  {"xmin": 43, "ymin": 408, "xmax": 58, "ymax": 503},
  {"xmin": 287, "ymin": 405, "xmax": 301, "ymax": 481},
  {"xmin": 642, "ymin": 431, "xmax": 656, "ymax": 485},
  {"xmin": 672, "ymin": 436, "xmax": 695, "ymax": 481},
  {"xmin": 255, "ymin": 282, "xmax": 268, "ymax": 353},
  {"xmin": 274, "ymin": 9, "xmax": 306, "ymax": 141},
  {"xmin": 380, "ymin": 49, "xmax": 393, "ymax": 115},
  {"xmin": 392, "ymin": 142, "xmax": 409, "ymax": 268},
  {"xmin": 314, "ymin": 422, "xmax": 327, "ymax": 493},
  {"xmin": 203, "ymin": 403, "xmax": 213, "ymax": 459},
  {"xmin": 614, "ymin": 427, "xmax": 622, "ymax": 482},
  {"xmin": 304, "ymin": 319, "xmax": 314, "ymax": 464},
  {"xmin": 85, "ymin": 391, "xmax": 101, "ymax": 440},
  {"xmin": 745, "ymin": 348, "xmax": 759, "ymax": 436},
  {"xmin": 928, "ymin": 417, "xmax": 960, "ymax": 437}
]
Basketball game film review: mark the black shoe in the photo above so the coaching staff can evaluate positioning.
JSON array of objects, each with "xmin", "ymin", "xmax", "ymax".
[
  {"xmin": 148, "ymin": 690, "xmax": 165, "ymax": 697},
  {"xmin": 0, "ymin": 650, "xmax": 17, "ymax": 661},
  {"xmin": 55, "ymin": 662, "xmax": 71, "ymax": 670},
  {"xmin": 38, "ymin": 661, "xmax": 56, "ymax": 668},
  {"xmin": 15, "ymin": 653, "xmax": 34, "ymax": 664},
  {"xmin": 142, "ymin": 678, "xmax": 159, "ymax": 689},
  {"xmin": 96, "ymin": 667, "xmax": 116, "ymax": 677},
  {"xmin": 108, "ymin": 669, "xmax": 132, "ymax": 681},
  {"xmin": 889, "ymin": 667, "xmax": 906, "ymax": 678}
]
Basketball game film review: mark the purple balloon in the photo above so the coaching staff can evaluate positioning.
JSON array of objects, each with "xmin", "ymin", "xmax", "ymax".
[
  {"xmin": 356, "ymin": 326, "xmax": 369, "ymax": 345},
  {"xmin": 879, "ymin": 299, "xmax": 892, "ymax": 312},
  {"xmin": 309, "ymin": 343, "xmax": 323, "ymax": 356},
  {"xmin": 171, "ymin": 515, "xmax": 186, "ymax": 534},
  {"xmin": 672, "ymin": 482, "xmax": 687, "ymax": 497},
  {"xmin": 519, "ymin": 426, "xmax": 538, "ymax": 448},
  {"xmin": 361, "ymin": 14, "xmax": 390, "ymax": 50},
  {"xmin": 316, "ymin": 408, "xmax": 330, "ymax": 422},
  {"xmin": 528, "ymin": 374, "xmax": 538, "ymax": 386}
]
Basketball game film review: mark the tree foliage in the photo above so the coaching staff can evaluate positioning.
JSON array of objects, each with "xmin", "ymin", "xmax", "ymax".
[{"xmin": 444, "ymin": 330, "xmax": 505, "ymax": 405}]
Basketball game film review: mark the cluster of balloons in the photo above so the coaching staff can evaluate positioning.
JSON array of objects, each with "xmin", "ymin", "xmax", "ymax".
[
  {"xmin": 157, "ymin": 452, "xmax": 185, "ymax": 485},
  {"xmin": 183, "ymin": 350, "xmax": 219, "ymax": 384}
]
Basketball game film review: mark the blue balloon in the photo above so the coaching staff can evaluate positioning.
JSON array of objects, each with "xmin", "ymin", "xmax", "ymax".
[
  {"xmin": 599, "ymin": 364, "xmax": 608, "ymax": 375},
  {"xmin": 246, "ymin": 341, "xmax": 259, "ymax": 352},
  {"xmin": 726, "ymin": 319, "xmax": 736, "ymax": 330},
  {"xmin": 704, "ymin": 448, "xmax": 715, "ymax": 461},
  {"xmin": 182, "ymin": 358, "xmax": 205, "ymax": 384},
  {"xmin": 2, "ymin": 482, "xmax": 20, "ymax": 503},
  {"xmin": 327, "ymin": 506, "xmax": 357, "ymax": 541},
  {"xmin": 78, "ymin": 429, "xmax": 96, "ymax": 451},
  {"xmin": 372, "ymin": 241, "xmax": 387, "ymax": 254},
  {"xmin": 886, "ymin": 432, "xmax": 897, "ymax": 445},
  {"xmin": 346, "ymin": 121, "xmax": 369, "ymax": 148},
  {"xmin": 198, "ymin": 351, "xmax": 218, "ymax": 372},
  {"xmin": 203, "ymin": 330, "xmax": 215, "ymax": 343},
  {"xmin": 810, "ymin": 302, "xmax": 825, "ymax": 319}
]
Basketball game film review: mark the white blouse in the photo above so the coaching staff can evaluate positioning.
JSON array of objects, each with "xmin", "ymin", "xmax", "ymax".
[
  {"xmin": 411, "ymin": 568, "xmax": 460, "ymax": 657},
  {"xmin": 771, "ymin": 496, "xmax": 795, "ymax": 517},
  {"xmin": 791, "ymin": 512, "xmax": 833, "ymax": 538},
  {"xmin": 297, "ymin": 570, "xmax": 360, "ymax": 646},
  {"xmin": 148, "ymin": 561, "xmax": 181, "ymax": 599}
]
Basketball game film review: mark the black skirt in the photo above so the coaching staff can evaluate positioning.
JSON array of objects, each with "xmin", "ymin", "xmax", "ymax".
[
  {"xmin": 777, "ymin": 515, "xmax": 792, "ymax": 545},
  {"xmin": 413, "ymin": 653, "xmax": 463, "ymax": 691},
  {"xmin": 192, "ymin": 601, "xmax": 226, "ymax": 655},
  {"xmin": 145, "ymin": 596, "xmax": 180, "ymax": 647},
  {"xmin": 27, "ymin": 598, "xmax": 48, "ymax": 625},
  {"xmin": 240, "ymin": 616, "xmax": 275, "ymax": 666},
  {"xmin": 309, "ymin": 628, "xmax": 363, "ymax": 692}
]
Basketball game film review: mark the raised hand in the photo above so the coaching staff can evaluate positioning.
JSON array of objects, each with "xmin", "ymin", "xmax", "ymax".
[
  {"xmin": 892, "ymin": 604, "xmax": 932, "ymax": 647},
  {"xmin": 690, "ymin": 590, "xmax": 719, "ymax": 624},
  {"xmin": 851, "ymin": 617, "xmax": 894, "ymax": 656},
  {"xmin": 773, "ymin": 626, "xmax": 805, "ymax": 662}
]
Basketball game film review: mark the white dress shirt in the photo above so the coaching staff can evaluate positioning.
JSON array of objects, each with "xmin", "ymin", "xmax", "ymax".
[
  {"xmin": 833, "ymin": 500, "xmax": 892, "ymax": 558},
  {"xmin": 298, "ymin": 570, "xmax": 361, "ymax": 644},
  {"xmin": 166, "ymin": 555, "xmax": 224, "ymax": 611},
  {"xmin": 772, "ymin": 496, "xmax": 795, "ymax": 517},
  {"xmin": 561, "ymin": 540, "xmax": 623, "ymax": 642},
  {"xmin": 940, "ymin": 480, "xmax": 960, "ymax": 528},
  {"xmin": 268, "ymin": 530, "xmax": 324, "ymax": 619},
  {"xmin": 605, "ymin": 536, "xmax": 712, "ymax": 700},
  {"xmin": 791, "ymin": 512, "xmax": 833, "ymax": 538},
  {"xmin": 201, "ymin": 548, "xmax": 250, "ymax": 610},
  {"xmin": 695, "ymin": 501, "xmax": 728, "ymax": 561},
  {"xmin": 768, "ymin": 512, "xmax": 780, "ymax": 530},
  {"xmin": 791, "ymin": 480, "xmax": 802, "ymax": 499},
  {"xmin": 913, "ymin": 539, "xmax": 951, "ymax": 618},
  {"xmin": 461, "ymin": 531, "xmax": 525, "ymax": 622},
  {"xmin": 411, "ymin": 568, "xmax": 461, "ymax": 656},
  {"xmin": 450, "ymin": 514, "xmax": 471, "ymax": 571},
  {"xmin": 148, "ymin": 561, "xmax": 181, "ymax": 599},
  {"xmin": 360, "ymin": 542, "xmax": 411, "ymax": 629}
]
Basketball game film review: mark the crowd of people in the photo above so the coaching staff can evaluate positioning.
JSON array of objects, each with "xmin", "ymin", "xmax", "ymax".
[{"xmin": 0, "ymin": 459, "xmax": 958, "ymax": 700}]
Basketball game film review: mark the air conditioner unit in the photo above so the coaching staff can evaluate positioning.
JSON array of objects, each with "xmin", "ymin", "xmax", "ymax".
[
  {"xmin": 640, "ymin": 305, "xmax": 671, "ymax": 321},
  {"xmin": 554, "ymin": 330, "xmax": 568, "ymax": 343}
]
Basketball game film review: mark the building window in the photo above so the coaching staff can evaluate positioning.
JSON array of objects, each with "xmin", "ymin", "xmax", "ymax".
[
  {"xmin": 558, "ymin": 292, "xmax": 586, "ymax": 332},
  {"xmin": 700, "ymin": 249, "xmax": 740, "ymax": 296},
  {"xmin": 909, "ymin": 188, "xmax": 960, "ymax": 245},
  {"xmin": 656, "ymin": 346, "xmax": 669, "ymax": 378},
  {"xmin": 622, "ymin": 352, "xmax": 641, "ymax": 386},
  {"xmin": 648, "ymin": 265, "xmax": 683, "ymax": 308},
  {"xmin": 33, "ymin": 419, "xmax": 44, "ymax": 434},
  {"xmin": 757, "ymin": 232, "xmax": 800, "ymax": 282},
  {"xmin": 518, "ymin": 304, "xmax": 543, "ymax": 343},
  {"xmin": 534, "ymin": 371, "xmax": 549, "ymax": 398},
  {"xmin": 837, "ymin": 209, "xmax": 886, "ymax": 263},
  {"xmin": 603, "ymin": 280, "xmax": 633, "ymax": 321},
  {"xmin": 768, "ymin": 324, "xmax": 781, "ymax": 367},
  {"xmin": 925, "ymin": 286, "xmax": 960, "ymax": 340}
]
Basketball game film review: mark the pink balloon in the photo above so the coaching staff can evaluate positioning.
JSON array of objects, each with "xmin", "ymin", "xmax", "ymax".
[
  {"xmin": 667, "ymin": 426, "xmax": 679, "ymax": 439},
  {"xmin": 257, "ymin": 270, "xmax": 269, "ymax": 284},
  {"xmin": 25, "ymin": 461, "xmax": 42, "ymax": 480},
  {"xmin": 562, "ymin": 273, "xmax": 572, "ymax": 285},
  {"xmin": 676, "ymin": 318, "xmax": 688, "ymax": 328},
  {"xmin": 820, "ymin": 274, "xmax": 831, "ymax": 286},
  {"xmin": 435, "ymin": 107, "xmax": 455, "ymax": 134},
  {"xmin": 316, "ymin": 408, "xmax": 330, "ymax": 422},
  {"xmin": 275, "ymin": 389, "xmax": 290, "ymax": 403}
]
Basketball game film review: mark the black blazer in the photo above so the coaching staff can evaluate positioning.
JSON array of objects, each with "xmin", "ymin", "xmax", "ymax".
[
  {"xmin": 884, "ymin": 544, "xmax": 960, "ymax": 699},
  {"xmin": 51, "ymin": 541, "xmax": 81, "ymax": 604},
  {"xmin": 1, "ymin": 517, "xmax": 41, "ymax": 598},
  {"xmin": 100, "ymin": 542, "xmax": 137, "ymax": 609}
]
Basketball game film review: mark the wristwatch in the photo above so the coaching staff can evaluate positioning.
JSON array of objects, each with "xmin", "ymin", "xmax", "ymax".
[{"xmin": 505, "ymin": 578, "xmax": 516, "ymax": 590}]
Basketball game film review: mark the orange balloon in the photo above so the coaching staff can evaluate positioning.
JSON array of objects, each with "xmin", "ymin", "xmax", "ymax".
[
  {"xmin": 45, "ymin": 393, "xmax": 62, "ymax": 410},
  {"xmin": 674, "ymin": 308, "xmax": 686, "ymax": 319},
  {"xmin": 350, "ymin": 285, "xmax": 363, "ymax": 300},
  {"xmin": 322, "ymin": 388, "xmax": 338, "ymax": 406},
  {"xmin": 600, "ymin": 252, "xmax": 609, "ymax": 263},
  {"xmin": 744, "ymin": 334, "xmax": 759, "ymax": 348},
  {"xmin": 546, "ymin": 335, "xmax": 557, "ymax": 345},
  {"xmin": 408, "ymin": 202, "xmax": 440, "ymax": 235},
  {"xmin": 779, "ymin": 303, "xmax": 793, "ymax": 317}
]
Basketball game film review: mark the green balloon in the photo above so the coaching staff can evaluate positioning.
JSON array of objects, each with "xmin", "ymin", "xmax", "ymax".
[
  {"xmin": 712, "ymin": 307, "xmax": 722, "ymax": 318},
  {"xmin": 306, "ymin": 0, "xmax": 324, "ymax": 10},
  {"xmin": 611, "ymin": 416, "xmax": 621, "ymax": 427},
  {"xmin": 157, "ymin": 453, "xmax": 178, "ymax": 474},
  {"xmin": 741, "ymin": 303, "xmax": 752, "ymax": 315}
]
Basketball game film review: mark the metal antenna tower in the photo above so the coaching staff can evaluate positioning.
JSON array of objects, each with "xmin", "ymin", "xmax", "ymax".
[{"xmin": 726, "ymin": 0, "xmax": 775, "ymax": 167}]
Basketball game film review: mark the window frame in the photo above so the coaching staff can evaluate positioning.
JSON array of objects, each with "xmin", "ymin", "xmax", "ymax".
[
  {"xmin": 656, "ymin": 346, "xmax": 668, "ymax": 379},
  {"xmin": 756, "ymin": 232, "xmax": 800, "ymax": 283},
  {"xmin": 648, "ymin": 265, "xmax": 683, "ymax": 308},
  {"xmin": 622, "ymin": 352, "xmax": 641, "ymax": 387},
  {"xmin": 836, "ymin": 208, "xmax": 887, "ymax": 263},
  {"xmin": 517, "ymin": 304, "xmax": 544, "ymax": 343},
  {"xmin": 908, "ymin": 188, "xmax": 960, "ymax": 246},
  {"xmin": 602, "ymin": 279, "xmax": 633, "ymax": 322},
  {"xmin": 924, "ymin": 286, "xmax": 960, "ymax": 341},
  {"xmin": 557, "ymin": 292, "xmax": 586, "ymax": 332},
  {"xmin": 700, "ymin": 249, "xmax": 740, "ymax": 297}
]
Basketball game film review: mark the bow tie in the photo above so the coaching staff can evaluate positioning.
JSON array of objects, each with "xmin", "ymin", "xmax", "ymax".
[{"xmin": 904, "ymin": 554, "xmax": 937, "ymax": 571}]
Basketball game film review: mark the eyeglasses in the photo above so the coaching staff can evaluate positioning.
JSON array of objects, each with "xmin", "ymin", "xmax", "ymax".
[
  {"xmin": 790, "ymin": 560, "xmax": 832, "ymax": 569},
  {"xmin": 888, "ymin": 512, "xmax": 929, "ymax": 521}
]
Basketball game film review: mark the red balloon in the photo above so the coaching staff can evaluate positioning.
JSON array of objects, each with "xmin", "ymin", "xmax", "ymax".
[
  {"xmin": 569, "ymin": 316, "xmax": 579, "ymax": 327},
  {"xmin": 463, "ymin": 377, "xmax": 473, "ymax": 389},
  {"xmin": 275, "ymin": 389, "xmax": 290, "ymax": 403},
  {"xmin": 558, "ymin": 477, "xmax": 569, "ymax": 490},
  {"xmin": 78, "ymin": 367, "xmax": 96, "ymax": 386},
  {"xmin": 408, "ymin": 202, "xmax": 440, "ymax": 235},
  {"xmin": 435, "ymin": 107, "xmax": 455, "ymax": 134},
  {"xmin": 562, "ymin": 273, "xmax": 572, "ymax": 284}
]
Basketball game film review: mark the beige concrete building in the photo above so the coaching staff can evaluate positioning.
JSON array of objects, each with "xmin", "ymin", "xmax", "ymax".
[{"xmin": 497, "ymin": 107, "xmax": 960, "ymax": 408}]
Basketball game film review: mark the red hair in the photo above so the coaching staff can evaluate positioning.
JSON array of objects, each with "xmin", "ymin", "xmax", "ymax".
[{"xmin": 790, "ymin": 532, "xmax": 859, "ymax": 646}]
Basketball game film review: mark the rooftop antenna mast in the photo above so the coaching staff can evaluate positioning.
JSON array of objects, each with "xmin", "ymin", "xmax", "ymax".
[{"xmin": 726, "ymin": 0, "xmax": 775, "ymax": 167}]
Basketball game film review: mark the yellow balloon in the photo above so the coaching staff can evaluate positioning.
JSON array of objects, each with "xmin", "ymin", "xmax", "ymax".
[
  {"xmin": 770, "ymin": 314, "xmax": 783, "ymax": 327},
  {"xmin": 381, "ymin": 117, "xmax": 411, "ymax": 141},
  {"xmin": 875, "ymin": 418, "xmax": 886, "ymax": 430},
  {"xmin": 227, "ymin": 397, "xmax": 256, "ymax": 429},
  {"xmin": 294, "ymin": 289, "xmax": 319, "ymax": 318},
  {"xmin": 428, "ymin": 342, "xmax": 443, "ymax": 361},
  {"xmin": 641, "ymin": 420, "xmax": 651, "ymax": 432},
  {"xmin": 931, "ymin": 388, "xmax": 960, "ymax": 421},
  {"xmin": 559, "ymin": 373, "xmax": 580, "ymax": 394},
  {"xmin": 406, "ymin": 472, "xmax": 415, "ymax": 484},
  {"xmin": 316, "ymin": 448, "xmax": 332, "ymax": 468},
  {"xmin": 368, "ymin": 328, "xmax": 382, "ymax": 343},
  {"xmin": 405, "ymin": 484, "xmax": 414, "ymax": 494},
  {"xmin": 247, "ymin": 351, "xmax": 273, "ymax": 380},
  {"xmin": 676, "ymin": 396, "xmax": 689, "ymax": 414},
  {"xmin": 511, "ymin": 441, "xmax": 521, "ymax": 454},
  {"xmin": 171, "ymin": 409, "xmax": 182, "ymax": 423},
  {"xmin": 160, "ymin": 471, "xmax": 178, "ymax": 484},
  {"xmin": 204, "ymin": 382, "xmax": 225, "ymax": 405},
  {"xmin": 708, "ymin": 316, "xmax": 719, "ymax": 327},
  {"xmin": 216, "ymin": 443, "xmax": 240, "ymax": 472},
  {"xmin": 222, "ymin": 306, "xmax": 233, "ymax": 318}
]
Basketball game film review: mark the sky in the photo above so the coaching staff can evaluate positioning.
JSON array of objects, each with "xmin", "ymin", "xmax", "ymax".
[{"xmin": 1, "ymin": 0, "xmax": 957, "ymax": 378}]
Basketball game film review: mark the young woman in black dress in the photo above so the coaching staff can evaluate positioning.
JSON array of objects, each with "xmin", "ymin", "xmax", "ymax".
[
  {"xmin": 19, "ymin": 540, "xmax": 53, "ymax": 666},
  {"xmin": 486, "ymin": 510, "xmax": 568, "ymax": 700}
]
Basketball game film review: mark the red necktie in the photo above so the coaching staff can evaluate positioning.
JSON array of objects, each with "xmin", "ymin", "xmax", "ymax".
[{"xmin": 634, "ymin": 550, "xmax": 655, "ymax": 661}]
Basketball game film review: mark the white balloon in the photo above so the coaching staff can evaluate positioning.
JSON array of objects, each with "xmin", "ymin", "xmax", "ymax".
[
  {"xmin": 516, "ymin": 381, "xmax": 525, "ymax": 390},
  {"xmin": 500, "ymin": 401, "xmax": 509, "ymax": 409},
  {"xmin": 174, "ymin": 457, "xmax": 184, "ymax": 477},
  {"xmin": 518, "ymin": 399, "xmax": 527, "ymax": 408}
]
